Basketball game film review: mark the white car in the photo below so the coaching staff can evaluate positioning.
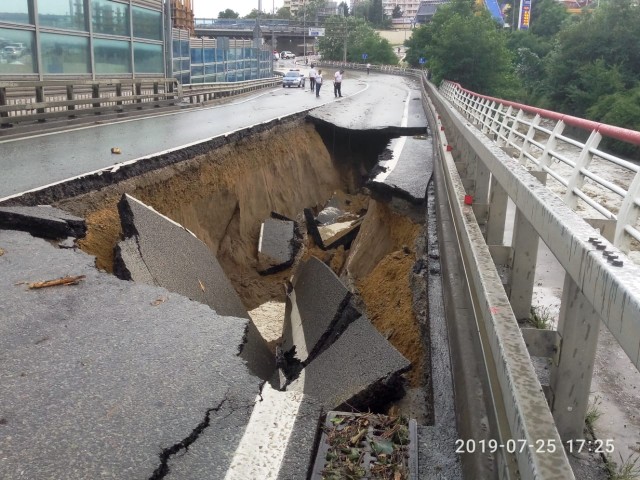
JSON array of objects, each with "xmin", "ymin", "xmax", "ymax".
[{"xmin": 280, "ymin": 51, "xmax": 295, "ymax": 59}]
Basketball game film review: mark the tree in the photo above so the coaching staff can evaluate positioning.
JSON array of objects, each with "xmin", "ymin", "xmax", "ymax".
[
  {"xmin": 405, "ymin": 0, "xmax": 516, "ymax": 95},
  {"xmin": 338, "ymin": 2, "xmax": 349, "ymax": 17},
  {"xmin": 369, "ymin": 0, "xmax": 384, "ymax": 27},
  {"xmin": 218, "ymin": 9, "xmax": 239, "ymax": 19},
  {"xmin": 276, "ymin": 6, "xmax": 291, "ymax": 18},
  {"xmin": 392, "ymin": 6, "xmax": 403, "ymax": 18},
  {"xmin": 542, "ymin": 0, "xmax": 640, "ymax": 115},
  {"xmin": 529, "ymin": 0, "xmax": 569, "ymax": 37},
  {"xmin": 318, "ymin": 16, "xmax": 396, "ymax": 63}
]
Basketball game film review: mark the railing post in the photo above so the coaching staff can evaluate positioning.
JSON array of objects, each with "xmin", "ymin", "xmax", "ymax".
[
  {"xmin": 153, "ymin": 81, "xmax": 159, "ymax": 106},
  {"xmin": 92, "ymin": 83, "xmax": 100, "ymax": 113},
  {"xmin": 66, "ymin": 85, "xmax": 75, "ymax": 117},
  {"xmin": 550, "ymin": 273, "xmax": 600, "ymax": 440},
  {"xmin": 35, "ymin": 85, "xmax": 45, "ymax": 122},
  {"xmin": 0, "ymin": 87, "xmax": 8, "ymax": 119},
  {"xmin": 509, "ymin": 171, "xmax": 547, "ymax": 320},
  {"xmin": 564, "ymin": 130, "xmax": 601, "ymax": 209},
  {"xmin": 614, "ymin": 172, "xmax": 640, "ymax": 252},
  {"xmin": 116, "ymin": 83, "xmax": 123, "ymax": 106},
  {"xmin": 135, "ymin": 82, "xmax": 142, "ymax": 108}
]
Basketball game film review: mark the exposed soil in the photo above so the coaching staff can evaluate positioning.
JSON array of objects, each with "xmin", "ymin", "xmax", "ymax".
[{"xmin": 56, "ymin": 118, "xmax": 429, "ymax": 419}]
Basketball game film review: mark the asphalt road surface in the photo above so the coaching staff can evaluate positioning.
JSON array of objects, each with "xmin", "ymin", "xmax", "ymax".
[{"xmin": 0, "ymin": 70, "xmax": 421, "ymax": 200}]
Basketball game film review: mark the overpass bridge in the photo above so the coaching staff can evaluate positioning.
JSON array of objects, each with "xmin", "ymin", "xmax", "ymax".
[
  {"xmin": 193, "ymin": 18, "xmax": 315, "ymax": 53},
  {"xmin": 1, "ymin": 66, "xmax": 639, "ymax": 479}
]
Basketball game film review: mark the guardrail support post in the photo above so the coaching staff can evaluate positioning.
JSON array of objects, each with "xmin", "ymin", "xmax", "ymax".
[
  {"xmin": 92, "ymin": 83, "xmax": 100, "ymax": 113},
  {"xmin": 509, "ymin": 171, "xmax": 546, "ymax": 320},
  {"xmin": 135, "ymin": 82, "xmax": 142, "ymax": 108},
  {"xmin": 116, "ymin": 83, "xmax": 123, "ymax": 108},
  {"xmin": 550, "ymin": 273, "xmax": 600, "ymax": 440},
  {"xmin": 35, "ymin": 85, "xmax": 45, "ymax": 122},
  {"xmin": 486, "ymin": 176, "xmax": 508, "ymax": 245},
  {"xmin": 0, "ymin": 87, "xmax": 8, "ymax": 119},
  {"xmin": 153, "ymin": 81, "xmax": 159, "ymax": 106},
  {"xmin": 66, "ymin": 85, "xmax": 75, "ymax": 117}
]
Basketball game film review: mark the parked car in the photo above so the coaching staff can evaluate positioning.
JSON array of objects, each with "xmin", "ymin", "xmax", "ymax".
[
  {"xmin": 282, "ymin": 69, "xmax": 305, "ymax": 88},
  {"xmin": 280, "ymin": 51, "xmax": 295, "ymax": 59},
  {"xmin": 3, "ymin": 46, "xmax": 20, "ymax": 59}
]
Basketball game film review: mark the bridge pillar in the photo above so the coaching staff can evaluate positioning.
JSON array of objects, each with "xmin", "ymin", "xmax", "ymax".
[
  {"xmin": 472, "ymin": 159, "xmax": 491, "ymax": 226},
  {"xmin": 486, "ymin": 176, "xmax": 508, "ymax": 245},
  {"xmin": 550, "ymin": 273, "xmax": 600, "ymax": 441},
  {"xmin": 509, "ymin": 171, "xmax": 546, "ymax": 320}
]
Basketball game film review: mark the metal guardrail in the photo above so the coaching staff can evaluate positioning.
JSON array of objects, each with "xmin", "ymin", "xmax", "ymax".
[
  {"xmin": 0, "ymin": 78, "xmax": 179, "ymax": 127},
  {"xmin": 317, "ymin": 60, "xmax": 420, "ymax": 77},
  {"xmin": 181, "ymin": 77, "xmax": 282, "ymax": 104},
  {"xmin": 440, "ymin": 81, "xmax": 640, "ymax": 254},
  {"xmin": 0, "ymin": 77, "xmax": 284, "ymax": 127}
]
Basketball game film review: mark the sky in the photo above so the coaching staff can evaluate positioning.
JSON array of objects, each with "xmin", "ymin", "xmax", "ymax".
[{"xmin": 192, "ymin": 0, "xmax": 285, "ymax": 18}]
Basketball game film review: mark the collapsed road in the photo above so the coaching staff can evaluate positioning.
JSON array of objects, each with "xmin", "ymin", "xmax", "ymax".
[{"xmin": 0, "ymin": 73, "xmax": 461, "ymax": 479}]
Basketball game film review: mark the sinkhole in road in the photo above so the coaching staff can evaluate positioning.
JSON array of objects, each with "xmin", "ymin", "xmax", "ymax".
[{"xmin": 52, "ymin": 117, "xmax": 431, "ymax": 419}]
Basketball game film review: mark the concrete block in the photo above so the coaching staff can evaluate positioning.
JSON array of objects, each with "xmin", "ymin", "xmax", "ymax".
[
  {"xmin": 317, "ymin": 218, "xmax": 363, "ymax": 250},
  {"xmin": 114, "ymin": 194, "xmax": 275, "ymax": 381},
  {"xmin": 0, "ymin": 205, "xmax": 86, "ymax": 239},
  {"xmin": 280, "ymin": 256, "xmax": 360, "ymax": 373},
  {"xmin": 258, "ymin": 217, "xmax": 297, "ymax": 274},
  {"xmin": 287, "ymin": 315, "xmax": 411, "ymax": 411}
]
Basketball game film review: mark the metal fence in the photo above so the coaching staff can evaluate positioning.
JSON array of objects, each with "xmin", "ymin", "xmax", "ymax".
[{"xmin": 439, "ymin": 80, "xmax": 640, "ymax": 255}]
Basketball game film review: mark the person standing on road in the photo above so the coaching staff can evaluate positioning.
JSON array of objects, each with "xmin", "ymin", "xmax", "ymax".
[
  {"xmin": 333, "ymin": 69, "xmax": 344, "ymax": 98},
  {"xmin": 315, "ymin": 69, "xmax": 323, "ymax": 97},
  {"xmin": 366, "ymin": 63, "xmax": 371, "ymax": 74},
  {"xmin": 308, "ymin": 64, "xmax": 317, "ymax": 93}
]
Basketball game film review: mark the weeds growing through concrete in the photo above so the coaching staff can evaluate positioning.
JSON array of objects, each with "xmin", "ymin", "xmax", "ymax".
[
  {"xmin": 585, "ymin": 395, "xmax": 602, "ymax": 430},
  {"xmin": 529, "ymin": 306, "xmax": 552, "ymax": 330},
  {"xmin": 605, "ymin": 453, "xmax": 640, "ymax": 480}
]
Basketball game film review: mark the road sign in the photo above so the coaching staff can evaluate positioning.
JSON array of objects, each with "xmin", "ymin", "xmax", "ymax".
[
  {"xmin": 419, "ymin": 57, "xmax": 426, "ymax": 64},
  {"xmin": 308, "ymin": 28, "xmax": 325, "ymax": 37},
  {"xmin": 362, "ymin": 53, "xmax": 368, "ymax": 60}
]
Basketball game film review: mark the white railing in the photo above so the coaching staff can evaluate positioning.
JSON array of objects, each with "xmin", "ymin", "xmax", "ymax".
[{"xmin": 440, "ymin": 81, "xmax": 640, "ymax": 255}]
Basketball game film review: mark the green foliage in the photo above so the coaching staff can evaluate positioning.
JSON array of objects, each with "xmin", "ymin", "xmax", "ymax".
[
  {"xmin": 218, "ymin": 9, "xmax": 239, "ymax": 19},
  {"xmin": 392, "ymin": 5, "xmax": 403, "ymax": 18},
  {"xmin": 529, "ymin": 0, "xmax": 569, "ymax": 37},
  {"xmin": 276, "ymin": 6, "xmax": 291, "ymax": 19},
  {"xmin": 318, "ymin": 16, "xmax": 396, "ymax": 64},
  {"xmin": 543, "ymin": 0, "xmax": 640, "ymax": 114},
  {"xmin": 295, "ymin": 0, "xmax": 327, "ymax": 22},
  {"xmin": 587, "ymin": 85, "xmax": 640, "ymax": 160},
  {"xmin": 405, "ymin": 0, "xmax": 515, "ymax": 95}
]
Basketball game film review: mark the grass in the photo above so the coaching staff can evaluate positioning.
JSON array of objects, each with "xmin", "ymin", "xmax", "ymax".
[
  {"xmin": 528, "ymin": 305, "xmax": 553, "ymax": 330},
  {"xmin": 605, "ymin": 453, "xmax": 640, "ymax": 480},
  {"xmin": 585, "ymin": 395, "xmax": 602, "ymax": 431}
]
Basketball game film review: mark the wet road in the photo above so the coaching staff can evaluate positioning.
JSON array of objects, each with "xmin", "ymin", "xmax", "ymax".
[{"xmin": 0, "ymin": 70, "xmax": 421, "ymax": 200}]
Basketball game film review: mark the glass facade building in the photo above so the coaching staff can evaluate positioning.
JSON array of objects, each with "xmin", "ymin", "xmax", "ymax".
[
  {"xmin": 1, "ymin": 1, "xmax": 274, "ymax": 83},
  {"xmin": 0, "ymin": 0, "xmax": 166, "ymax": 79}
]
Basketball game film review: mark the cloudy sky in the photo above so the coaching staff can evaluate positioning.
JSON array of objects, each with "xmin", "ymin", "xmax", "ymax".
[{"xmin": 192, "ymin": 0, "xmax": 285, "ymax": 18}]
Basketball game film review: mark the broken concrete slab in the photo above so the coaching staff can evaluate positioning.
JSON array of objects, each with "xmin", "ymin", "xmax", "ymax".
[
  {"xmin": 368, "ymin": 135, "xmax": 434, "ymax": 205},
  {"xmin": 114, "ymin": 193, "xmax": 275, "ymax": 381},
  {"xmin": 318, "ymin": 217, "xmax": 363, "ymax": 250},
  {"xmin": 286, "ymin": 315, "xmax": 411, "ymax": 411},
  {"xmin": 0, "ymin": 229, "xmax": 262, "ymax": 480},
  {"xmin": 258, "ymin": 217, "xmax": 297, "ymax": 274},
  {"xmin": 0, "ymin": 205, "xmax": 86, "ymax": 239},
  {"xmin": 304, "ymin": 207, "xmax": 323, "ymax": 248},
  {"xmin": 280, "ymin": 256, "xmax": 360, "ymax": 373}
]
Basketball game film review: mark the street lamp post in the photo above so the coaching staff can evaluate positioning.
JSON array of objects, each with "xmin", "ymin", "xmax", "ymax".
[{"xmin": 303, "ymin": 3, "xmax": 306, "ymax": 60}]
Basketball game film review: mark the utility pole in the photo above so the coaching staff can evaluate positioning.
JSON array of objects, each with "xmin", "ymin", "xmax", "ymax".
[
  {"xmin": 303, "ymin": 2, "xmax": 306, "ymax": 59},
  {"xmin": 342, "ymin": 13, "xmax": 347, "ymax": 62}
]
